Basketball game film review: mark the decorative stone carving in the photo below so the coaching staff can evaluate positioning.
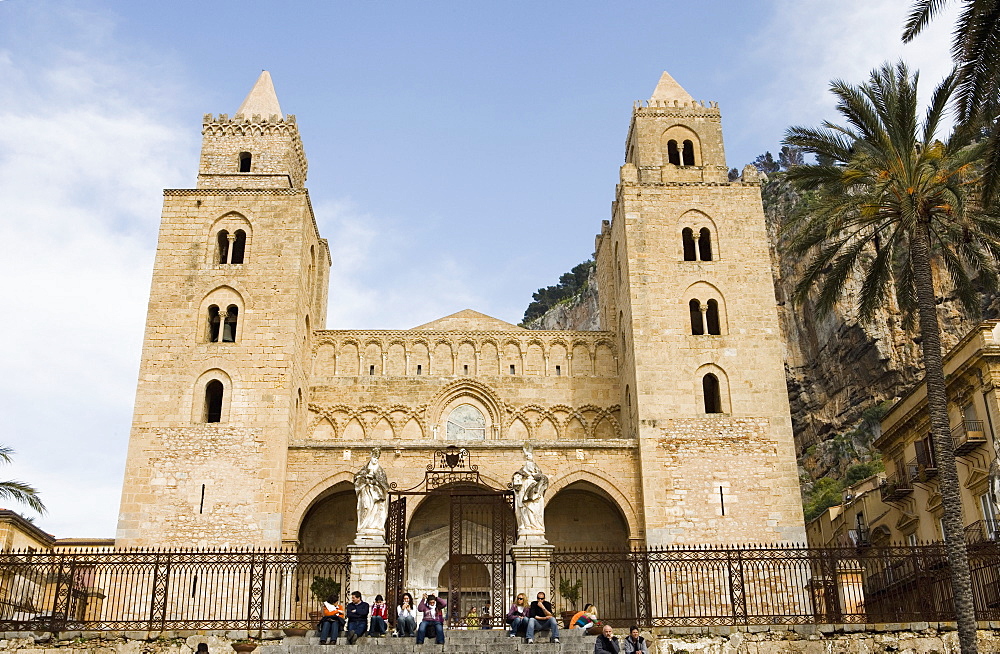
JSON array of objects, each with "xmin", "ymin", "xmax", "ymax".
[
  {"xmin": 512, "ymin": 443, "xmax": 549, "ymax": 544},
  {"xmin": 354, "ymin": 447, "xmax": 389, "ymax": 544}
]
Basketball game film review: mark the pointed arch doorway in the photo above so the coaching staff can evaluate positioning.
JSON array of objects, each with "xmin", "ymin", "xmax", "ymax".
[{"xmin": 385, "ymin": 447, "xmax": 515, "ymax": 629}]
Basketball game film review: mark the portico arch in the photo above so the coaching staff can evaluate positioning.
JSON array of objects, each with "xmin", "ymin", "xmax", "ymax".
[
  {"xmin": 297, "ymin": 480, "xmax": 357, "ymax": 549},
  {"xmin": 545, "ymin": 480, "xmax": 630, "ymax": 550},
  {"xmin": 545, "ymin": 470, "xmax": 641, "ymax": 542}
]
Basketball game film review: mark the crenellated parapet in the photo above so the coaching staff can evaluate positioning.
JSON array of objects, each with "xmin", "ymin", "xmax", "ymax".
[{"xmin": 197, "ymin": 112, "xmax": 308, "ymax": 189}]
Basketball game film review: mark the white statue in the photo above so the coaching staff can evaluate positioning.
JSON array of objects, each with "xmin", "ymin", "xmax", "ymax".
[
  {"xmin": 989, "ymin": 445, "xmax": 1000, "ymax": 538},
  {"xmin": 354, "ymin": 447, "xmax": 390, "ymax": 544},
  {"xmin": 512, "ymin": 444, "xmax": 549, "ymax": 543}
]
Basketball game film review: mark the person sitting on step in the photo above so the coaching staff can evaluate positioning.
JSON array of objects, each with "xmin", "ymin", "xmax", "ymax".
[
  {"xmin": 369, "ymin": 594, "xmax": 388, "ymax": 637},
  {"xmin": 594, "ymin": 624, "xmax": 621, "ymax": 654},
  {"xmin": 622, "ymin": 625, "xmax": 649, "ymax": 654},
  {"xmin": 415, "ymin": 593, "xmax": 447, "ymax": 645},
  {"xmin": 317, "ymin": 594, "xmax": 345, "ymax": 645},
  {"xmin": 345, "ymin": 591, "xmax": 369, "ymax": 644},
  {"xmin": 570, "ymin": 603, "xmax": 598, "ymax": 632},
  {"xmin": 525, "ymin": 591, "xmax": 560, "ymax": 644},
  {"xmin": 395, "ymin": 592, "xmax": 417, "ymax": 637},
  {"xmin": 506, "ymin": 593, "xmax": 528, "ymax": 638}
]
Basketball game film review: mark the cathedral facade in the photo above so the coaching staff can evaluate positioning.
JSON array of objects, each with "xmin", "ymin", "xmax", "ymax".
[{"xmin": 116, "ymin": 71, "xmax": 806, "ymax": 565}]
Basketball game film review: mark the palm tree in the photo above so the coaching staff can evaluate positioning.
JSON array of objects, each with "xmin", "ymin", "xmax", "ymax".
[
  {"xmin": 0, "ymin": 446, "xmax": 46, "ymax": 515},
  {"xmin": 782, "ymin": 61, "xmax": 1000, "ymax": 654},
  {"xmin": 903, "ymin": 1, "xmax": 1000, "ymax": 202}
]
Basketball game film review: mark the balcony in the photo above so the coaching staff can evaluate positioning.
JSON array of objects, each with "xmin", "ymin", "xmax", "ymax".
[
  {"xmin": 965, "ymin": 520, "xmax": 1000, "ymax": 544},
  {"xmin": 952, "ymin": 420, "xmax": 987, "ymax": 456},
  {"xmin": 911, "ymin": 452, "xmax": 938, "ymax": 483},
  {"xmin": 880, "ymin": 470, "xmax": 915, "ymax": 502}
]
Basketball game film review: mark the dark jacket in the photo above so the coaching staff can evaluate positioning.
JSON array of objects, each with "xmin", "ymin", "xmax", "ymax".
[
  {"xmin": 346, "ymin": 600, "xmax": 369, "ymax": 624},
  {"xmin": 595, "ymin": 634, "xmax": 621, "ymax": 654},
  {"xmin": 527, "ymin": 600, "xmax": 554, "ymax": 620}
]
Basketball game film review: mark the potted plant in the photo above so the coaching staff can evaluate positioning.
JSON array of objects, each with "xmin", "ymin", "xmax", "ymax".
[
  {"xmin": 558, "ymin": 577, "xmax": 583, "ymax": 629},
  {"xmin": 280, "ymin": 625, "xmax": 308, "ymax": 638},
  {"xmin": 307, "ymin": 576, "xmax": 342, "ymax": 622},
  {"xmin": 230, "ymin": 640, "xmax": 257, "ymax": 653}
]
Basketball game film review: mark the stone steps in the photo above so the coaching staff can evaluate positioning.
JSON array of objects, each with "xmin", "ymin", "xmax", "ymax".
[{"xmin": 261, "ymin": 628, "xmax": 593, "ymax": 653}]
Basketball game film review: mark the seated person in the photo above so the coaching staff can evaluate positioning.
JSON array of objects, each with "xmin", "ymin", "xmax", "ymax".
[
  {"xmin": 526, "ymin": 591, "xmax": 560, "ymax": 644},
  {"xmin": 415, "ymin": 594, "xmax": 447, "ymax": 645},
  {"xmin": 317, "ymin": 594, "xmax": 345, "ymax": 645},
  {"xmin": 570, "ymin": 603, "xmax": 598, "ymax": 631},
  {"xmin": 345, "ymin": 591, "xmax": 369, "ymax": 644},
  {"xmin": 369, "ymin": 594, "xmax": 388, "ymax": 637}
]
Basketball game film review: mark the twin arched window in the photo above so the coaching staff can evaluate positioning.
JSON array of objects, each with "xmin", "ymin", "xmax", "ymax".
[
  {"xmin": 666, "ymin": 139, "xmax": 696, "ymax": 166},
  {"xmin": 682, "ymin": 227, "xmax": 712, "ymax": 261},
  {"xmin": 238, "ymin": 152, "xmax": 252, "ymax": 173},
  {"xmin": 217, "ymin": 230, "xmax": 247, "ymax": 264},
  {"xmin": 689, "ymin": 299, "xmax": 721, "ymax": 335},
  {"xmin": 208, "ymin": 304, "xmax": 239, "ymax": 342}
]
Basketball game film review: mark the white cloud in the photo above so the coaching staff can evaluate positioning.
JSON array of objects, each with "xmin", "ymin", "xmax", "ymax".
[
  {"xmin": 733, "ymin": 0, "xmax": 962, "ymax": 161},
  {"xmin": 0, "ymin": 23, "xmax": 195, "ymax": 538}
]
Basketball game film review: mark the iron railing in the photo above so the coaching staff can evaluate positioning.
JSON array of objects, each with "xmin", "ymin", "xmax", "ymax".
[
  {"xmin": 952, "ymin": 420, "xmax": 987, "ymax": 455},
  {"xmin": 0, "ymin": 548, "xmax": 350, "ymax": 633},
  {"xmin": 550, "ymin": 542, "xmax": 1000, "ymax": 628}
]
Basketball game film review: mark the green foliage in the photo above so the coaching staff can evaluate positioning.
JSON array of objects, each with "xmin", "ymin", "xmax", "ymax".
[
  {"xmin": 803, "ymin": 477, "xmax": 844, "ymax": 522},
  {"xmin": 753, "ymin": 151, "xmax": 780, "ymax": 174},
  {"xmin": 0, "ymin": 446, "xmax": 45, "ymax": 515},
  {"xmin": 843, "ymin": 458, "xmax": 884, "ymax": 486},
  {"xmin": 309, "ymin": 576, "xmax": 341, "ymax": 603},
  {"xmin": 558, "ymin": 577, "xmax": 583, "ymax": 606},
  {"xmin": 522, "ymin": 260, "xmax": 595, "ymax": 325}
]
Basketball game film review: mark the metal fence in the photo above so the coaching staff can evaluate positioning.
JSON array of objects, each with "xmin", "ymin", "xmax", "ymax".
[
  {"xmin": 0, "ymin": 549, "xmax": 350, "ymax": 633},
  {"xmin": 550, "ymin": 542, "xmax": 1000, "ymax": 627}
]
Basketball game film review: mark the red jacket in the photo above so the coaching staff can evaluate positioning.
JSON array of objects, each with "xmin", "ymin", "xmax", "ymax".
[{"xmin": 372, "ymin": 603, "xmax": 388, "ymax": 619}]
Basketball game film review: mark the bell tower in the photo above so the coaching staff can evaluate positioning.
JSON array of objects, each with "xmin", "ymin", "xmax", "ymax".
[
  {"xmin": 595, "ymin": 72, "xmax": 806, "ymax": 546},
  {"xmin": 116, "ymin": 72, "xmax": 330, "ymax": 547}
]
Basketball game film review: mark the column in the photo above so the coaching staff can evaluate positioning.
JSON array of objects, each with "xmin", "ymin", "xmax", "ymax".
[
  {"xmin": 511, "ymin": 545, "xmax": 555, "ymax": 598},
  {"xmin": 347, "ymin": 545, "xmax": 390, "ymax": 603}
]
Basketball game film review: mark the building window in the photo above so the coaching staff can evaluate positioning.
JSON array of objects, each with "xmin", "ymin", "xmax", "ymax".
[
  {"xmin": 698, "ymin": 228, "xmax": 712, "ymax": 261},
  {"xmin": 416, "ymin": 364, "xmax": 422, "ymax": 375},
  {"xmin": 703, "ymin": 374, "xmax": 722, "ymax": 413},
  {"xmin": 205, "ymin": 380, "xmax": 224, "ymax": 423},
  {"xmin": 682, "ymin": 140, "xmax": 696, "ymax": 166},
  {"xmin": 208, "ymin": 305, "xmax": 222, "ymax": 342},
  {"xmin": 682, "ymin": 228, "xmax": 696, "ymax": 261},
  {"xmin": 231, "ymin": 230, "xmax": 246, "ymax": 264},
  {"xmin": 689, "ymin": 299, "xmax": 704, "ymax": 335},
  {"xmin": 555, "ymin": 365, "xmax": 561, "ymax": 376},
  {"xmin": 667, "ymin": 139, "xmax": 680, "ymax": 165},
  {"xmin": 369, "ymin": 365, "xmax": 375, "ymax": 375},
  {"xmin": 906, "ymin": 532, "xmax": 918, "ymax": 547},
  {"xmin": 706, "ymin": 299, "xmax": 721, "ymax": 335},
  {"xmin": 238, "ymin": 152, "xmax": 252, "ymax": 173},
  {"xmin": 510, "ymin": 364, "xmax": 516, "ymax": 375},
  {"xmin": 463, "ymin": 364, "xmax": 469, "ymax": 375},
  {"xmin": 217, "ymin": 230, "xmax": 230, "ymax": 264},
  {"xmin": 208, "ymin": 305, "xmax": 239, "ymax": 342},
  {"xmin": 446, "ymin": 404, "xmax": 487, "ymax": 441}
]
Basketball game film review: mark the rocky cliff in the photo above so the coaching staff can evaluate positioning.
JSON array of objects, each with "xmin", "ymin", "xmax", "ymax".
[{"xmin": 526, "ymin": 177, "xmax": 989, "ymax": 487}]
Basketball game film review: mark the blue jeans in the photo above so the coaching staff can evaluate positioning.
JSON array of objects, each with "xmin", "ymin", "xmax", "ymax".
[
  {"xmin": 507, "ymin": 616, "xmax": 527, "ymax": 636},
  {"xmin": 318, "ymin": 617, "xmax": 341, "ymax": 642},
  {"xmin": 369, "ymin": 616, "xmax": 387, "ymax": 636},
  {"xmin": 396, "ymin": 615, "xmax": 416, "ymax": 636},
  {"xmin": 416, "ymin": 620, "xmax": 444, "ymax": 644},
  {"xmin": 526, "ymin": 616, "xmax": 559, "ymax": 640},
  {"xmin": 347, "ymin": 618, "xmax": 367, "ymax": 638}
]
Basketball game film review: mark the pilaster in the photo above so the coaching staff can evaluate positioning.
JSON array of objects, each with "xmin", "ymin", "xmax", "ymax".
[
  {"xmin": 511, "ymin": 545, "xmax": 554, "ymax": 597},
  {"xmin": 347, "ymin": 545, "xmax": 389, "ymax": 602}
]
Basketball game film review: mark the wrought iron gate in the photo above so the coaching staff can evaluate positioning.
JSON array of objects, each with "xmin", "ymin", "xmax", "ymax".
[{"xmin": 384, "ymin": 447, "xmax": 515, "ymax": 629}]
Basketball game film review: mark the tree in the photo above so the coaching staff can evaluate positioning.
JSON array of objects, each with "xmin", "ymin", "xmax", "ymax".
[
  {"xmin": 783, "ymin": 61, "xmax": 1000, "ymax": 654},
  {"xmin": 903, "ymin": 1, "xmax": 1000, "ymax": 203},
  {"xmin": 777, "ymin": 145, "xmax": 804, "ymax": 170},
  {"xmin": 0, "ymin": 446, "xmax": 46, "ymax": 515},
  {"xmin": 521, "ymin": 260, "xmax": 595, "ymax": 324},
  {"xmin": 752, "ymin": 151, "xmax": 780, "ymax": 174}
]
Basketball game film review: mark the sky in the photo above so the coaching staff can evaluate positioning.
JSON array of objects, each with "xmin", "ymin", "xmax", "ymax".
[{"xmin": 0, "ymin": 0, "xmax": 961, "ymax": 538}]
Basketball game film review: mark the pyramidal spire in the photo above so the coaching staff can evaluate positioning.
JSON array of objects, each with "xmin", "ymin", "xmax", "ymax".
[
  {"xmin": 650, "ymin": 71, "xmax": 694, "ymax": 104},
  {"xmin": 236, "ymin": 70, "xmax": 283, "ymax": 118}
]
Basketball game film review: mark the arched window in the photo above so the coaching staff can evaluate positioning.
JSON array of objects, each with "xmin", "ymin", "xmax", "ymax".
[
  {"xmin": 698, "ymin": 228, "xmax": 712, "ymax": 261},
  {"xmin": 703, "ymin": 374, "xmax": 722, "ymax": 414},
  {"xmin": 682, "ymin": 140, "xmax": 696, "ymax": 166},
  {"xmin": 231, "ymin": 230, "xmax": 246, "ymax": 264},
  {"xmin": 667, "ymin": 140, "xmax": 681, "ymax": 165},
  {"xmin": 205, "ymin": 380, "xmax": 224, "ymax": 423},
  {"xmin": 706, "ymin": 299, "xmax": 721, "ymax": 335},
  {"xmin": 446, "ymin": 404, "xmax": 486, "ymax": 441},
  {"xmin": 222, "ymin": 305, "xmax": 238, "ymax": 342},
  {"xmin": 217, "ymin": 230, "xmax": 230, "ymax": 264},
  {"xmin": 689, "ymin": 299, "xmax": 704, "ymax": 335},
  {"xmin": 682, "ymin": 228, "xmax": 696, "ymax": 261},
  {"xmin": 238, "ymin": 152, "xmax": 252, "ymax": 173},
  {"xmin": 208, "ymin": 305, "xmax": 222, "ymax": 342}
]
